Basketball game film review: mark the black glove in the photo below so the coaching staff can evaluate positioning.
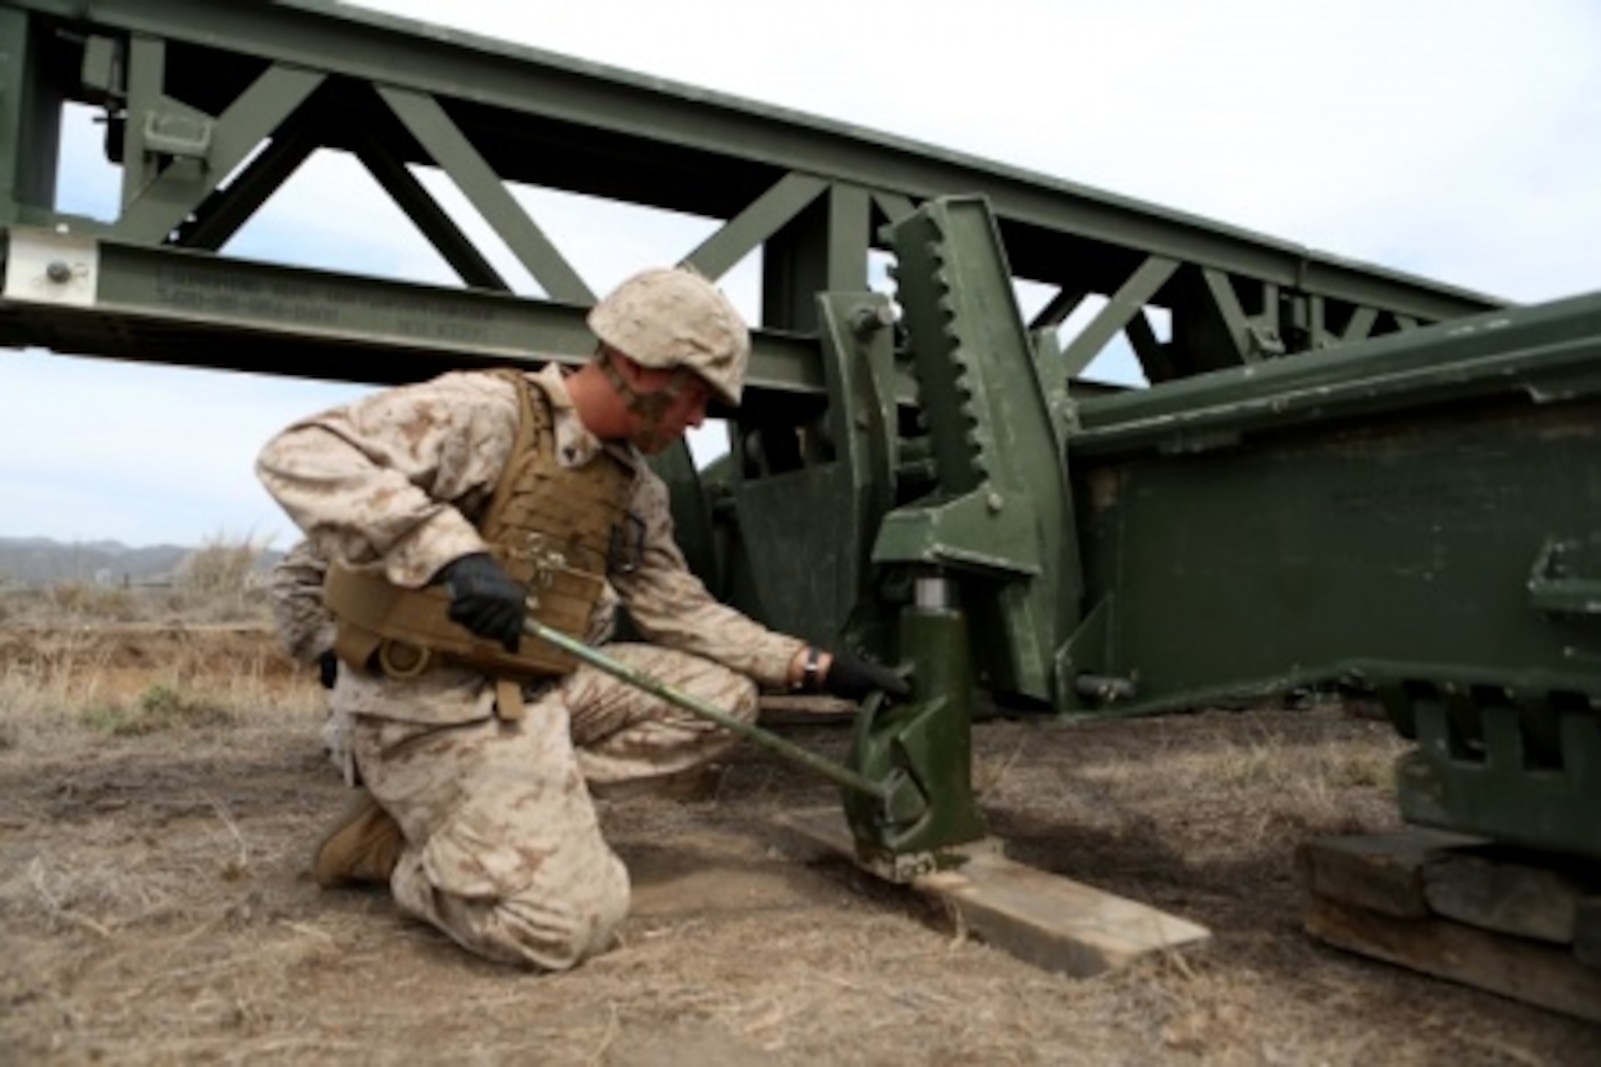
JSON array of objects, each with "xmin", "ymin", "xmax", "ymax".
[
  {"xmin": 822, "ymin": 651, "xmax": 910, "ymax": 701},
  {"xmin": 317, "ymin": 649, "xmax": 339, "ymax": 690},
  {"xmin": 435, "ymin": 553, "xmax": 524, "ymax": 652}
]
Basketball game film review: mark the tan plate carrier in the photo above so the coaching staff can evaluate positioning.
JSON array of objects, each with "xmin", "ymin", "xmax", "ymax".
[{"xmin": 322, "ymin": 369, "xmax": 634, "ymax": 718}]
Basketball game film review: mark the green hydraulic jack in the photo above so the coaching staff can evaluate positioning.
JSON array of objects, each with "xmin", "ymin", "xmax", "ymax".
[
  {"xmin": 843, "ymin": 571, "xmax": 988, "ymax": 880},
  {"xmin": 522, "ymin": 598, "xmax": 988, "ymax": 882}
]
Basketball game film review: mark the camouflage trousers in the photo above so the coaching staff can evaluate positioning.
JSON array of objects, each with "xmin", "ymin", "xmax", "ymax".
[{"xmin": 348, "ymin": 643, "xmax": 758, "ymax": 970}]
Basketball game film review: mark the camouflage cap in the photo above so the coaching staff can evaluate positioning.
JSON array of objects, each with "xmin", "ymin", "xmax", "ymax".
[{"xmin": 587, "ymin": 266, "xmax": 750, "ymax": 405}]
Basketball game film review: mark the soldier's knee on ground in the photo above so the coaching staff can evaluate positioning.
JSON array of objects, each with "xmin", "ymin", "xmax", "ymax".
[
  {"xmin": 410, "ymin": 809, "xmax": 632, "ymax": 971},
  {"xmin": 493, "ymin": 861, "xmax": 630, "ymax": 971}
]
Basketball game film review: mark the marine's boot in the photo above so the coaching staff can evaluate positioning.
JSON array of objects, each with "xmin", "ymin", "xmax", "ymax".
[{"xmin": 311, "ymin": 788, "xmax": 402, "ymax": 889}]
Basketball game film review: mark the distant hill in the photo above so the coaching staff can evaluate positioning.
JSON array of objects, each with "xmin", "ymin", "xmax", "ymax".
[{"xmin": 0, "ymin": 537, "xmax": 284, "ymax": 588}]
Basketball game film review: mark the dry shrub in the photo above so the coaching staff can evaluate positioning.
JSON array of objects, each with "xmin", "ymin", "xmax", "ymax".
[
  {"xmin": 0, "ymin": 625, "xmax": 324, "ymax": 752},
  {"xmin": 180, "ymin": 536, "xmax": 260, "ymax": 596},
  {"xmin": 169, "ymin": 533, "xmax": 276, "ymax": 624},
  {"xmin": 0, "ymin": 533, "xmax": 280, "ymax": 630},
  {"xmin": 20, "ymin": 581, "xmax": 143, "ymax": 624},
  {"xmin": 80, "ymin": 683, "xmax": 233, "ymax": 737}
]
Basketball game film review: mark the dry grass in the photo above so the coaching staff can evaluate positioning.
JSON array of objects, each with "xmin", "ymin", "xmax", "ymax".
[
  {"xmin": 0, "ymin": 535, "xmax": 277, "ymax": 629},
  {"xmin": 0, "ymin": 616, "xmax": 323, "ymax": 753},
  {"xmin": 0, "ymin": 536, "xmax": 317, "ymax": 753},
  {"xmin": 1, "ymin": 575, "xmax": 1596, "ymax": 1064}
]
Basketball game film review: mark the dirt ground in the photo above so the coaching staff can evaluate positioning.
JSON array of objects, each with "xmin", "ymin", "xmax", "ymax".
[{"xmin": 1, "ymin": 624, "xmax": 1597, "ymax": 1065}]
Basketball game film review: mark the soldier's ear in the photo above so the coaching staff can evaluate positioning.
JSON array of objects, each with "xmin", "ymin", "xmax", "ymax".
[{"xmin": 597, "ymin": 344, "xmax": 634, "ymax": 379}]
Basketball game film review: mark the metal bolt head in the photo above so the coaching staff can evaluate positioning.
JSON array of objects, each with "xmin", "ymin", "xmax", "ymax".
[{"xmin": 850, "ymin": 303, "xmax": 896, "ymax": 339}]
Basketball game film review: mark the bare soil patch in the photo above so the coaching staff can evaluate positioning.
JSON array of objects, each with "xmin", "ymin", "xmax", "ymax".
[{"xmin": 2, "ymin": 625, "xmax": 1596, "ymax": 1064}]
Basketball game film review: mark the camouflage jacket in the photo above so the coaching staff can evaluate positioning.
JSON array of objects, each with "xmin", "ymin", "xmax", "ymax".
[
  {"xmin": 266, "ymin": 538, "xmax": 334, "ymax": 666},
  {"xmin": 256, "ymin": 365, "xmax": 804, "ymax": 723}
]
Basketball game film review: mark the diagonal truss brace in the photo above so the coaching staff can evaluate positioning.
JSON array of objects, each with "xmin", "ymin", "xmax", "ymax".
[
  {"xmin": 115, "ymin": 36, "xmax": 325, "ymax": 245},
  {"xmin": 1059, "ymin": 255, "xmax": 1178, "ymax": 379},
  {"xmin": 177, "ymin": 121, "xmax": 318, "ymax": 252},
  {"xmin": 682, "ymin": 172, "xmax": 829, "ymax": 279},
  {"xmin": 377, "ymin": 85, "xmax": 591, "ymax": 302},
  {"xmin": 351, "ymin": 130, "xmax": 508, "ymax": 292}
]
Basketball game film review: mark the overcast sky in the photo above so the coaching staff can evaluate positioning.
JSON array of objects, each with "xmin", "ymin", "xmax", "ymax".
[{"xmin": 3, "ymin": 0, "xmax": 1598, "ymax": 548}]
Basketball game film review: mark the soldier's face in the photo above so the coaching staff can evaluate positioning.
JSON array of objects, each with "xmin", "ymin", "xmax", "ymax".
[{"xmin": 625, "ymin": 366, "xmax": 712, "ymax": 453}]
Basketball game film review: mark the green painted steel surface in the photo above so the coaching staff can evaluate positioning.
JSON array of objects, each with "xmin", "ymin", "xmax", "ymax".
[
  {"xmin": 1065, "ymin": 293, "xmax": 1601, "ymax": 714},
  {"xmin": 1062, "ymin": 295, "xmax": 1601, "ymax": 857},
  {"xmin": 873, "ymin": 197, "xmax": 1081, "ymax": 705},
  {"xmin": 713, "ymin": 292, "xmax": 900, "ymax": 648},
  {"xmin": 0, "ymin": 228, "xmax": 824, "ymax": 396},
  {"xmin": 1398, "ymin": 699, "xmax": 1599, "ymax": 858},
  {"xmin": 845, "ymin": 600, "xmax": 988, "ymax": 868},
  {"xmin": 1069, "ymin": 397, "xmax": 1600, "ymax": 708},
  {"xmin": 0, "ymin": 7, "xmax": 62, "ymax": 228}
]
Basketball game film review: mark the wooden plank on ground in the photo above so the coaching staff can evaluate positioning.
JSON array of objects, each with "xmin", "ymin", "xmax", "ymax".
[
  {"xmin": 1422, "ymin": 850, "xmax": 1589, "ymax": 944},
  {"xmin": 1305, "ymin": 893, "xmax": 1601, "ymax": 1025},
  {"xmin": 757, "ymin": 694, "xmax": 855, "ymax": 725},
  {"xmin": 1577, "ymin": 897, "xmax": 1601, "ymax": 971},
  {"xmin": 774, "ymin": 807, "xmax": 1210, "ymax": 978},
  {"xmin": 1294, "ymin": 829, "xmax": 1482, "ymax": 918}
]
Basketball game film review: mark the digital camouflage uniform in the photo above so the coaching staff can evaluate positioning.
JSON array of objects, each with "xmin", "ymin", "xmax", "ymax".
[
  {"xmin": 267, "ymin": 538, "xmax": 335, "ymax": 667},
  {"xmin": 256, "ymin": 364, "xmax": 805, "ymax": 970},
  {"xmin": 266, "ymin": 539, "xmax": 354, "ymax": 777}
]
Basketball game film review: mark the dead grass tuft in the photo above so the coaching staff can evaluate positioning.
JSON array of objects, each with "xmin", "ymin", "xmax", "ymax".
[
  {"xmin": 39, "ymin": 581, "xmax": 143, "ymax": 622},
  {"xmin": 80, "ymin": 683, "xmax": 234, "ymax": 737},
  {"xmin": 0, "ymin": 534, "xmax": 278, "ymax": 628},
  {"xmin": 170, "ymin": 533, "xmax": 276, "ymax": 623}
]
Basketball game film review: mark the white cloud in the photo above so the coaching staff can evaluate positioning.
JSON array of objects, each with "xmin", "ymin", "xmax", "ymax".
[{"xmin": 4, "ymin": 0, "xmax": 1599, "ymax": 545}]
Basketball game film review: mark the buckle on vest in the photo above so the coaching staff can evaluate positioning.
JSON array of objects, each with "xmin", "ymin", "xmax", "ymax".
[
  {"xmin": 608, "ymin": 512, "xmax": 647, "ymax": 574},
  {"xmin": 378, "ymin": 639, "xmax": 435, "ymax": 679}
]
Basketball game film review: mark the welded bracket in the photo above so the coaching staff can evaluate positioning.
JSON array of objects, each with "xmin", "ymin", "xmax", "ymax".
[{"xmin": 1527, "ymin": 538, "xmax": 1601, "ymax": 618}]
